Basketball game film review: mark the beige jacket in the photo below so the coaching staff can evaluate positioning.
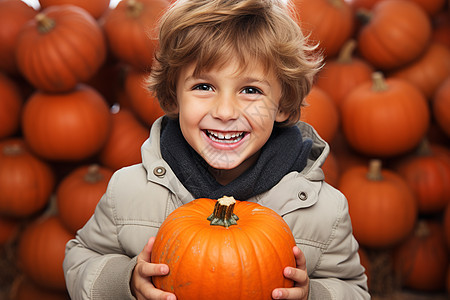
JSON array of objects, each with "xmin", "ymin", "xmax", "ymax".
[{"xmin": 63, "ymin": 117, "xmax": 370, "ymax": 300}]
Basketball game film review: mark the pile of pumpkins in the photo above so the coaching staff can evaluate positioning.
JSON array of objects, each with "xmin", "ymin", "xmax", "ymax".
[{"xmin": 0, "ymin": 0, "xmax": 448, "ymax": 298}]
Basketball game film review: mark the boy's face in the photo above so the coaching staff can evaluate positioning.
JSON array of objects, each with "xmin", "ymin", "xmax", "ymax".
[{"xmin": 176, "ymin": 58, "xmax": 288, "ymax": 171}]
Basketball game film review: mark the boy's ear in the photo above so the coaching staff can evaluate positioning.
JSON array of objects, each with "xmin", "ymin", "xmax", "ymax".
[{"xmin": 275, "ymin": 109, "xmax": 289, "ymax": 123}]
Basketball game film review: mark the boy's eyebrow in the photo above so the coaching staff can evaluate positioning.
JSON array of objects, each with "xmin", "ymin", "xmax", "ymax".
[{"xmin": 185, "ymin": 74, "xmax": 272, "ymax": 88}]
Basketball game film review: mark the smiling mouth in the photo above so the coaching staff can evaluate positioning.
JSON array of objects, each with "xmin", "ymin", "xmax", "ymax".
[{"xmin": 205, "ymin": 130, "xmax": 246, "ymax": 144}]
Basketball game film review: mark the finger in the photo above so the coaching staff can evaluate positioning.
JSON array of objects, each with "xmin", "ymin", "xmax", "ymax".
[
  {"xmin": 137, "ymin": 261, "xmax": 170, "ymax": 278},
  {"xmin": 284, "ymin": 267, "xmax": 308, "ymax": 286},
  {"xmin": 293, "ymin": 246, "xmax": 307, "ymax": 271},
  {"xmin": 138, "ymin": 237, "xmax": 156, "ymax": 263},
  {"xmin": 138, "ymin": 286, "xmax": 177, "ymax": 300},
  {"xmin": 272, "ymin": 287, "xmax": 308, "ymax": 300}
]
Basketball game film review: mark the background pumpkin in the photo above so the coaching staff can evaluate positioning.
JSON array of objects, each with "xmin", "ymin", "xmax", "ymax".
[
  {"xmin": 124, "ymin": 68, "xmax": 165, "ymax": 126},
  {"xmin": 292, "ymin": 0, "xmax": 354, "ymax": 58},
  {"xmin": 0, "ymin": 73, "xmax": 23, "ymax": 139},
  {"xmin": 395, "ymin": 140, "xmax": 450, "ymax": 214},
  {"xmin": 300, "ymin": 86, "xmax": 339, "ymax": 143},
  {"xmin": 0, "ymin": 0, "xmax": 36, "ymax": 74},
  {"xmin": 152, "ymin": 197, "xmax": 296, "ymax": 299},
  {"xmin": 21, "ymin": 84, "xmax": 111, "ymax": 161},
  {"xmin": 15, "ymin": 5, "xmax": 106, "ymax": 92},
  {"xmin": 101, "ymin": 0, "xmax": 170, "ymax": 70},
  {"xmin": 98, "ymin": 107, "xmax": 149, "ymax": 171},
  {"xmin": 338, "ymin": 159, "xmax": 418, "ymax": 248},
  {"xmin": 315, "ymin": 39, "xmax": 374, "ymax": 108},
  {"xmin": 394, "ymin": 220, "xmax": 449, "ymax": 292},
  {"xmin": 38, "ymin": 0, "xmax": 111, "ymax": 19},
  {"xmin": 340, "ymin": 72, "xmax": 430, "ymax": 157},
  {"xmin": 17, "ymin": 215, "xmax": 73, "ymax": 291},
  {"xmin": 0, "ymin": 139, "xmax": 54, "ymax": 218},
  {"xmin": 356, "ymin": 0, "xmax": 432, "ymax": 70},
  {"xmin": 389, "ymin": 43, "xmax": 450, "ymax": 100},
  {"xmin": 9, "ymin": 276, "xmax": 70, "ymax": 300},
  {"xmin": 57, "ymin": 164, "xmax": 113, "ymax": 234},
  {"xmin": 432, "ymin": 76, "xmax": 450, "ymax": 137}
]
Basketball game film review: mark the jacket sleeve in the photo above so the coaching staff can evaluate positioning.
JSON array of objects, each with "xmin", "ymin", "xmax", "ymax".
[
  {"xmin": 307, "ymin": 192, "xmax": 370, "ymax": 300},
  {"xmin": 63, "ymin": 172, "xmax": 137, "ymax": 300}
]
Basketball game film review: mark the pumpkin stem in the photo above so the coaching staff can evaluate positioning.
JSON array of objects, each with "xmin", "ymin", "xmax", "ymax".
[
  {"xmin": 207, "ymin": 196, "xmax": 239, "ymax": 228},
  {"xmin": 371, "ymin": 72, "xmax": 388, "ymax": 92},
  {"xmin": 126, "ymin": 0, "xmax": 144, "ymax": 19},
  {"xmin": 337, "ymin": 40, "xmax": 356, "ymax": 64},
  {"xmin": 356, "ymin": 8, "xmax": 372, "ymax": 25},
  {"xmin": 35, "ymin": 13, "xmax": 56, "ymax": 34},
  {"xmin": 84, "ymin": 164, "xmax": 104, "ymax": 183},
  {"xmin": 367, "ymin": 159, "xmax": 383, "ymax": 181},
  {"xmin": 328, "ymin": 0, "xmax": 345, "ymax": 9},
  {"xmin": 2, "ymin": 144, "xmax": 24, "ymax": 156},
  {"xmin": 415, "ymin": 221, "xmax": 430, "ymax": 239},
  {"xmin": 415, "ymin": 139, "xmax": 432, "ymax": 156}
]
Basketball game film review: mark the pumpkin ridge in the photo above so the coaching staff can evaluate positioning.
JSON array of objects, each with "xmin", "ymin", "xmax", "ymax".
[{"xmin": 49, "ymin": 26, "xmax": 97, "ymax": 79}]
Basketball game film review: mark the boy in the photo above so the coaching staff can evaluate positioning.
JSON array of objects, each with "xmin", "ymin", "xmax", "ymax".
[{"xmin": 63, "ymin": 0, "xmax": 370, "ymax": 299}]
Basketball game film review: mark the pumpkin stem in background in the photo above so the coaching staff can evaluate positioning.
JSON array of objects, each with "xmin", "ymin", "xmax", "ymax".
[
  {"xmin": 371, "ymin": 72, "xmax": 388, "ymax": 92},
  {"xmin": 84, "ymin": 164, "xmax": 104, "ymax": 183},
  {"xmin": 356, "ymin": 8, "xmax": 372, "ymax": 25},
  {"xmin": 415, "ymin": 139, "xmax": 432, "ymax": 156},
  {"xmin": 337, "ymin": 40, "xmax": 356, "ymax": 64},
  {"xmin": 126, "ymin": 0, "xmax": 144, "ymax": 19},
  {"xmin": 207, "ymin": 196, "xmax": 239, "ymax": 228},
  {"xmin": 35, "ymin": 13, "xmax": 56, "ymax": 34},
  {"xmin": 415, "ymin": 221, "xmax": 430, "ymax": 238},
  {"xmin": 329, "ymin": 0, "xmax": 344, "ymax": 9},
  {"xmin": 2, "ymin": 144, "xmax": 24, "ymax": 156},
  {"xmin": 367, "ymin": 159, "xmax": 383, "ymax": 181}
]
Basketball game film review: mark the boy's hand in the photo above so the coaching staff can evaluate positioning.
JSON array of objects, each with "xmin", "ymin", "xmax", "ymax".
[
  {"xmin": 272, "ymin": 246, "xmax": 309, "ymax": 300},
  {"xmin": 131, "ymin": 237, "xmax": 176, "ymax": 300}
]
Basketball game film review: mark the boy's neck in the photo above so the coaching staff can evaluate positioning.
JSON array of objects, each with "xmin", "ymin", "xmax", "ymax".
[{"xmin": 208, "ymin": 150, "xmax": 261, "ymax": 185}]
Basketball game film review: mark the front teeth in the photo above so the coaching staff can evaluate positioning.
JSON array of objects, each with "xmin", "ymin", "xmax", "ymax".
[{"xmin": 207, "ymin": 130, "xmax": 245, "ymax": 143}]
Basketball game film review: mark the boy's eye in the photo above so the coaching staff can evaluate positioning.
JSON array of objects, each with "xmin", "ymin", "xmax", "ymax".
[
  {"xmin": 241, "ymin": 87, "xmax": 262, "ymax": 94},
  {"xmin": 193, "ymin": 84, "xmax": 213, "ymax": 91}
]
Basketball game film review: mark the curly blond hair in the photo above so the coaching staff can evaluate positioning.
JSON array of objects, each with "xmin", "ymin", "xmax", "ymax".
[{"xmin": 148, "ymin": 0, "xmax": 322, "ymax": 126}]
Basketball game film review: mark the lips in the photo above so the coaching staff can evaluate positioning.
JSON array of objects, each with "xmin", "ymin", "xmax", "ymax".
[{"xmin": 205, "ymin": 130, "xmax": 246, "ymax": 144}]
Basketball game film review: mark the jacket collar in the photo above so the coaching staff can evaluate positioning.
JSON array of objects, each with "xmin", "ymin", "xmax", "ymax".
[{"xmin": 141, "ymin": 117, "xmax": 329, "ymax": 216}]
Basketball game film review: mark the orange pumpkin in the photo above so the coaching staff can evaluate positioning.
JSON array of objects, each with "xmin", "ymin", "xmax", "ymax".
[
  {"xmin": 124, "ymin": 68, "xmax": 165, "ymax": 126},
  {"xmin": 390, "ymin": 43, "xmax": 450, "ymax": 100},
  {"xmin": 396, "ymin": 140, "xmax": 450, "ymax": 214},
  {"xmin": 0, "ymin": 73, "xmax": 22, "ymax": 139},
  {"xmin": 315, "ymin": 39, "xmax": 374, "ymax": 108},
  {"xmin": 99, "ymin": 108, "xmax": 149, "ymax": 171},
  {"xmin": 409, "ymin": 0, "xmax": 446, "ymax": 16},
  {"xmin": 394, "ymin": 220, "xmax": 449, "ymax": 292},
  {"xmin": 0, "ymin": 0, "xmax": 36, "ymax": 74},
  {"xmin": 432, "ymin": 12, "xmax": 450, "ymax": 50},
  {"xmin": 356, "ymin": 0, "xmax": 432, "ymax": 70},
  {"xmin": 22, "ymin": 84, "xmax": 112, "ymax": 161},
  {"xmin": 292, "ymin": 0, "xmax": 354, "ymax": 58},
  {"xmin": 102, "ymin": 0, "xmax": 170, "ymax": 70},
  {"xmin": 322, "ymin": 150, "xmax": 340, "ymax": 188},
  {"xmin": 57, "ymin": 164, "xmax": 113, "ymax": 234},
  {"xmin": 152, "ymin": 196, "xmax": 296, "ymax": 299},
  {"xmin": 432, "ymin": 77, "xmax": 450, "ymax": 137},
  {"xmin": 17, "ymin": 215, "xmax": 74, "ymax": 291},
  {"xmin": 339, "ymin": 159, "xmax": 417, "ymax": 248},
  {"xmin": 39, "ymin": 0, "xmax": 111, "ymax": 19},
  {"xmin": 16, "ymin": 5, "xmax": 106, "ymax": 92},
  {"xmin": 0, "ymin": 217, "xmax": 19, "ymax": 245},
  {"xmin": 341, "ymin": 72, "xmax": 429, "ymax": 157},
  {"xmin": 444, "ymin": 204, "xmax": 450, "ymax": 250},
  {"xmin": 300, "ymin": 86, "xmax": 339, "ymax": 143},
  {"xmin": 10, "ymin": 276, "xmax": 70, "ymax": 300},
  {"xmin": 0, "ymin": 139, "xmax": 55, "ymax": 218}
]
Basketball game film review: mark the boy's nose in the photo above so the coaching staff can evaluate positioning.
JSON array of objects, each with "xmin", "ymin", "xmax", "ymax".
[{"xmin": 211, "ymin": 95, "xmax": 239, "ymax": 121}]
